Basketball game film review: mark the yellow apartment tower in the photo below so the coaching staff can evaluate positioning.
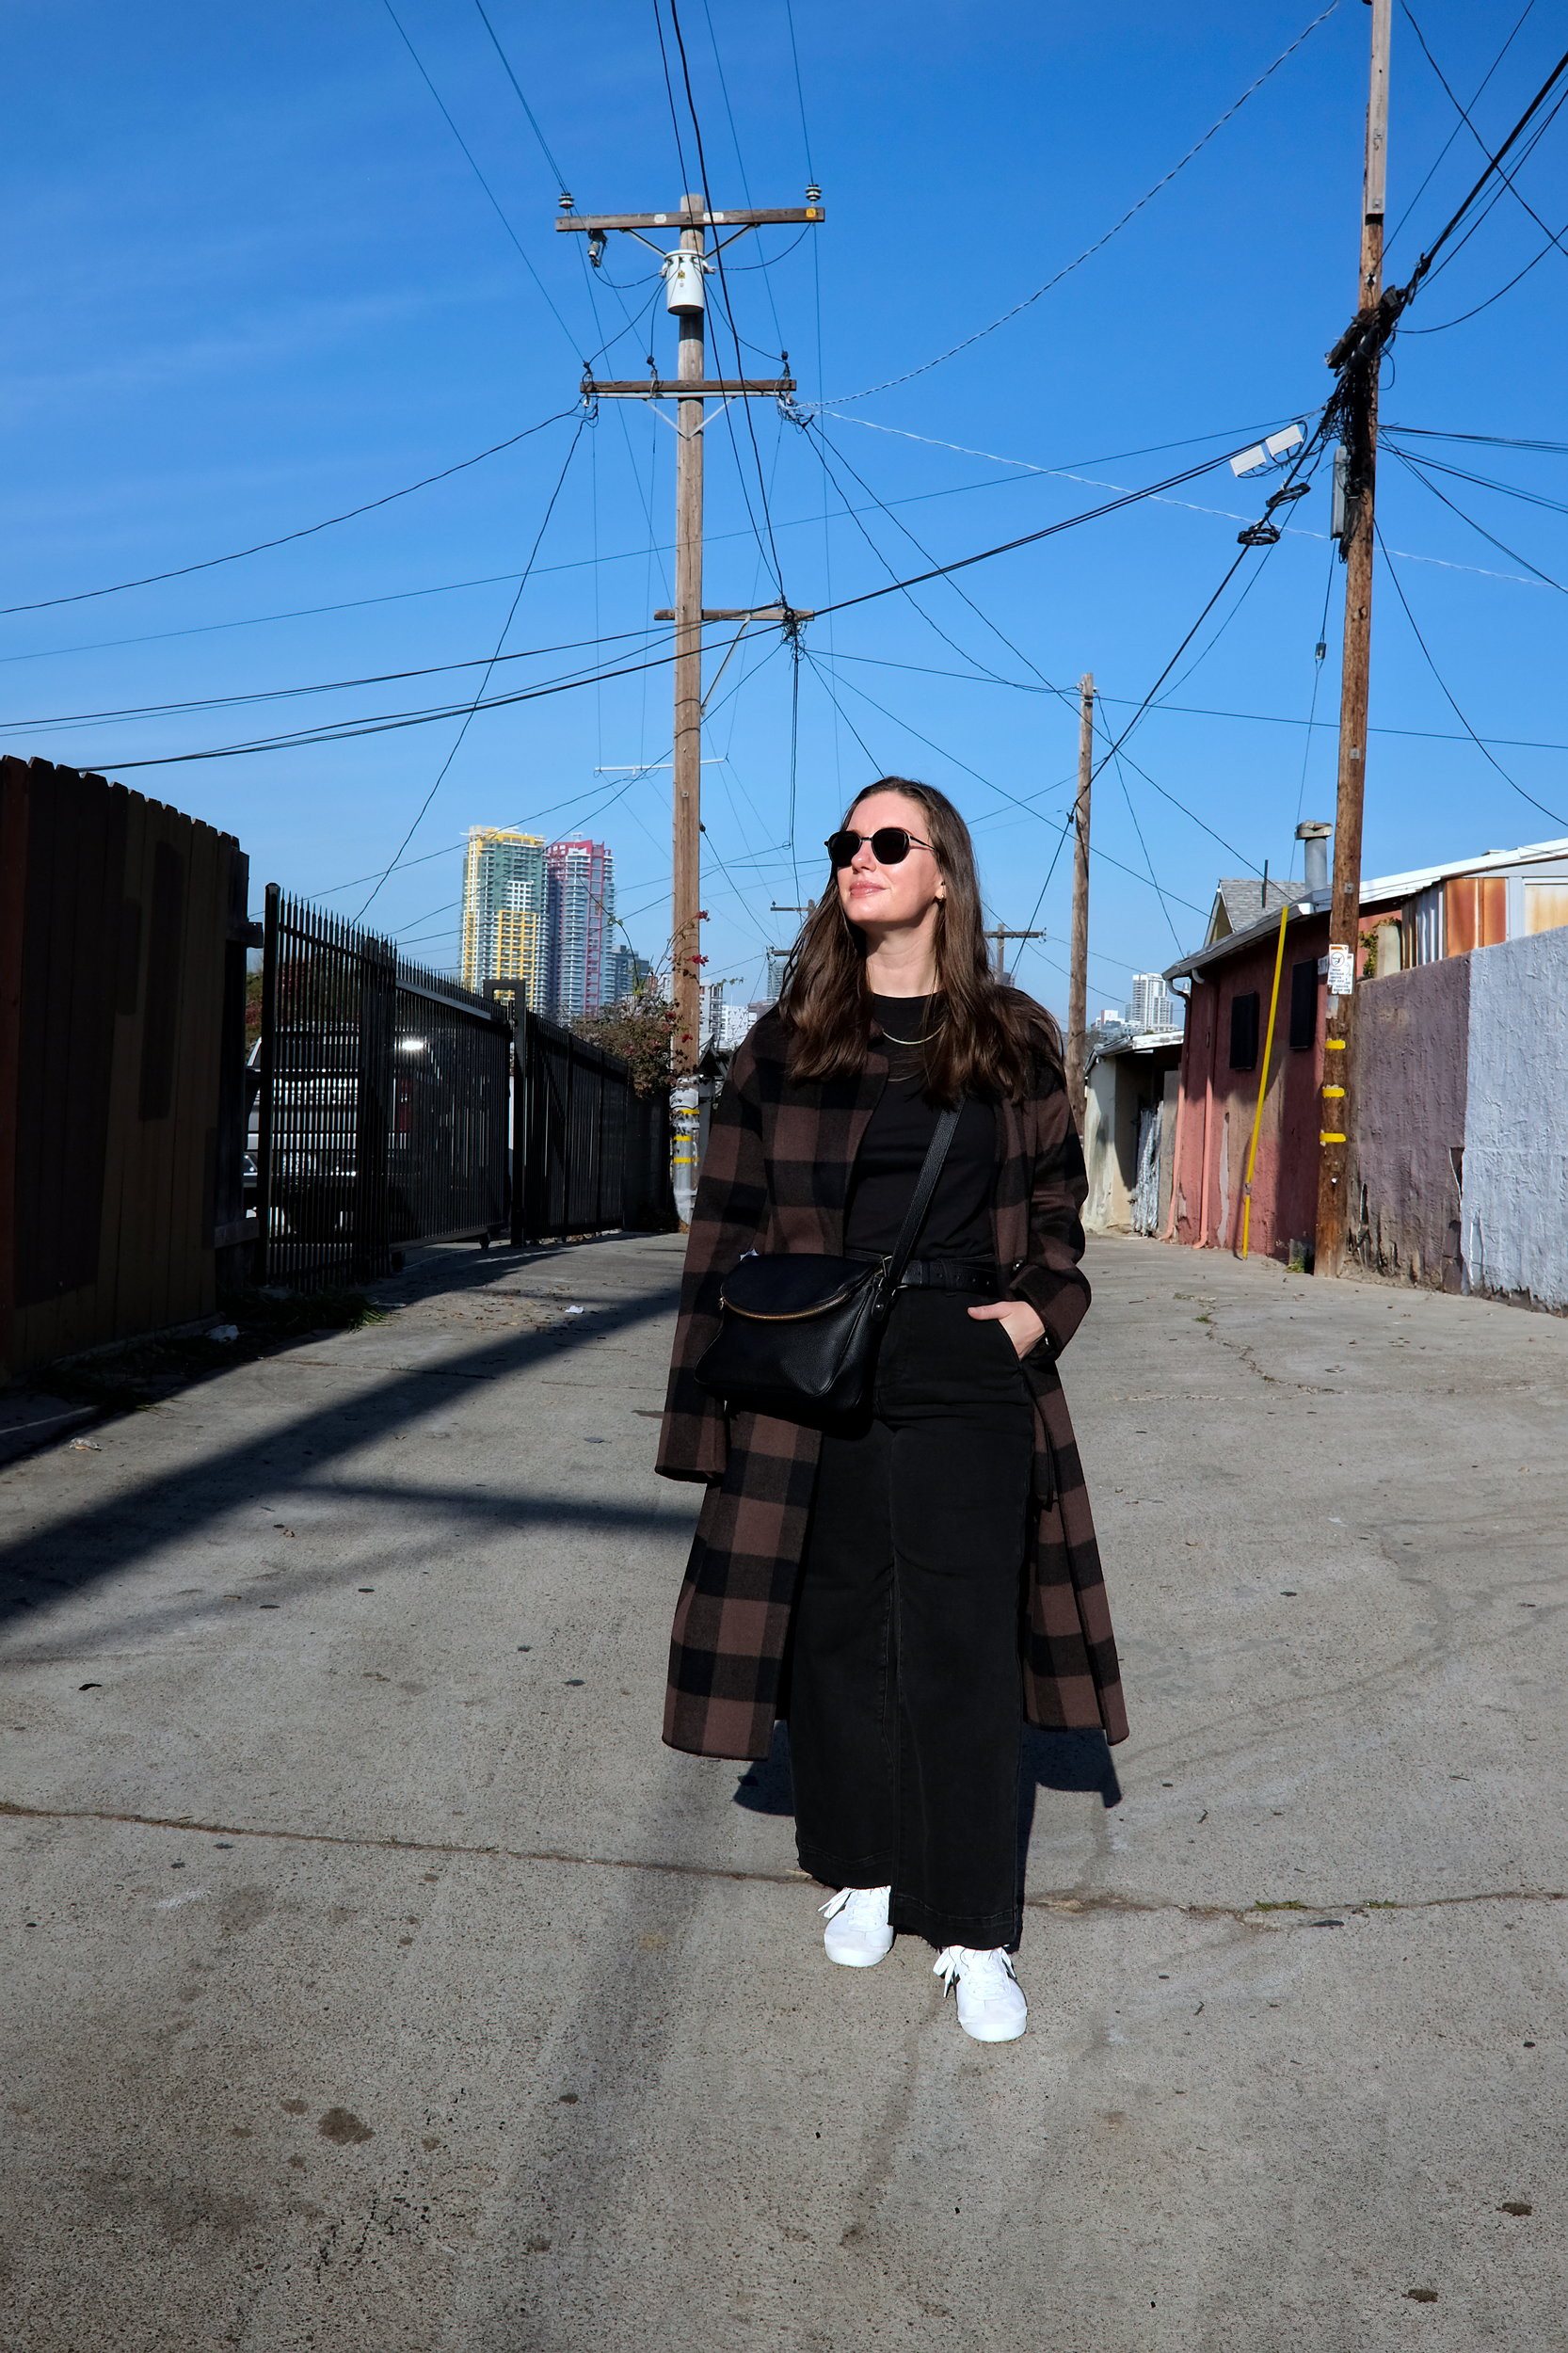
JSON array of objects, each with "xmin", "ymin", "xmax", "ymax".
[{"xmin": 460, "ymin": 828, "xmax": 547, "ymax": 1004}]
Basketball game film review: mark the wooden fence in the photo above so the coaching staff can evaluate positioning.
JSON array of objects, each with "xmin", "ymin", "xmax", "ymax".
[
  {"xmin": 0, "ymin": 757, "xmax": 251, "ymax": 1379},
  {"xmin": 0, "ymin": 758, "xmax": 672, "ymax": 1378}
]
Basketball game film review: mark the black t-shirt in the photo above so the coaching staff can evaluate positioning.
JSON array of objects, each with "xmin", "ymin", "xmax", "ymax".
[{"xmin": 843, "ymin": 994, "xmax": 999, "ymax": 1260}]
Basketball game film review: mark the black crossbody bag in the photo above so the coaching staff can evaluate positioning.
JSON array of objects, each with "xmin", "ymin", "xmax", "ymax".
[{"xmin": 694, "ymin": 1105, "xmax": 962, "ymax": 1421}]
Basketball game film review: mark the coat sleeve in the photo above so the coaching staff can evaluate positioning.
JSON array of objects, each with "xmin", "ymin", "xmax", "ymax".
[
  {"xmin": 655, "ymin": 1037, "xmax": 770, "ymax": 1482},
  {"xmin": 1005, "ymin": 1075, "xmax": 1093, "ymax": 1359}
]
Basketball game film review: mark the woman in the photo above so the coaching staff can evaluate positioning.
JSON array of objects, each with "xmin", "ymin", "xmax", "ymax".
[{"xmin": 656, "ymin": 777, "xmax": 1126, "ymax": 2043}]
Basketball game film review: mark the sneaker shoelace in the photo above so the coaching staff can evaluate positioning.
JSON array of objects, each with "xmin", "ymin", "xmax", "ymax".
[
  {"xmin": 820, "ymin": 1886, "xmax": 889, "ymax": 1925},
  {"xmin": 934, "ymin": 1945, "xmax": 1019, "ymax": 1998}
]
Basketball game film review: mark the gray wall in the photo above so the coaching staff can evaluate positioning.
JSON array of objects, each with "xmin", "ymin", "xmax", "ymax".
[
  {"xmin": 1348, "ymin": 954, "xmax": 1470, "ymax": 1289},
  {"xmin": 1462, "ymin": 925, "xmax": 1568, "ymax": 1309}
]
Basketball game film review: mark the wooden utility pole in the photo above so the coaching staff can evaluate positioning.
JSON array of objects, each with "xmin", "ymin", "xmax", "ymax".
[
  {"xmin": 671, "ymin": 199, "xmax": 706, "ymax": 1089},
  {"xmin": 559, "ymin": 193, "xmax": 823, "ymax": 1220},
  {"xmin": 1065, "ymin": 672, "xmax": 1095, "ymax": 1123},
  {"xmin": 1316, "ymin": 0, "xmax": 1391, "ymax": 1275},
  {"xmin": 985, "ymin": 924, "xmax": 1046, "ymax": 984}
]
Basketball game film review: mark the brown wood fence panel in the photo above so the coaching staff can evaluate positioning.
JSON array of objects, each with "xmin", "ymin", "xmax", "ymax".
[{"xmin": 0, "ymin": 757, "xmax": 248, "ymax": 1381}]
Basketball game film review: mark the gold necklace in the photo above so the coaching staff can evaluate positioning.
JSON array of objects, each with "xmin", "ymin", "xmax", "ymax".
[{"xmin": 878, "ymin": 1008, "xmax": 946, "ymax": 1047}]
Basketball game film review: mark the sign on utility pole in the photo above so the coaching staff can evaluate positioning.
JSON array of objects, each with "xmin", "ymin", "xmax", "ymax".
[
  {"xmin": 557, "ymin": 191, "xmax": 824, "ymax": 1223},
  {"xmin": 1316, "ymin": 0, "xmax": 1391, "ymax": 1275}
]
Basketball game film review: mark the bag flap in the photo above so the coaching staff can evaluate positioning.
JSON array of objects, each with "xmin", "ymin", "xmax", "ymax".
[{"xmin": 719, "ymin": 1253, "xmax": 879, "ymax": 1321}]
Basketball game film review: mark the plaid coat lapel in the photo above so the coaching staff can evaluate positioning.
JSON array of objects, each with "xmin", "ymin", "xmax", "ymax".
[{"xmin": 658, "ymin": 1011, "xmax": 1126, "ymax": 1759}]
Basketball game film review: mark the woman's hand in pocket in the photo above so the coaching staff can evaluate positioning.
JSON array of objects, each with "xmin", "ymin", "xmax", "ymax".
[{"xmin": 967, "ymin": 1298, "xmax": 1045, "ymax": 1360}]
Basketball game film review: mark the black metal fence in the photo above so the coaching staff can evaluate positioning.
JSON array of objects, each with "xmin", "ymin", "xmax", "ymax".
[
  {"xmin": 253, "ymin": 888, "xmax": 669, "ymax": 1289},
  {"xmin": 514, "ymin": 1010, "xmax": 671, "ymax": 1243},
  {"xmin": 392, "ymin": 958, "xmax": 511, "ymax": 1247},
  {"xmin": 254, "ymin": 887, "xmax": 510, "ymax": 1289}
]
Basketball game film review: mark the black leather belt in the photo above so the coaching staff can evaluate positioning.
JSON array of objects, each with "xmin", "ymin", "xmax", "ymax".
[{"xmin": 848, "ymin": 1253, "xmax": 1000, "ymax": 1296}]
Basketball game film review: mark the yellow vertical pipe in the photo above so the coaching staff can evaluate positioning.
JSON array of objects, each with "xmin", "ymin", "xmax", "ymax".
[{"xmin": 1238, "ymin": 901, "xmax": 1292, "ymax": 1260}]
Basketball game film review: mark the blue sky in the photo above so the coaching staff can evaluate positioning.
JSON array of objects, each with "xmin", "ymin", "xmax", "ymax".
[{"xmin": 3, "ymin": 0, "xmax": 1565, "ymax": 1015}]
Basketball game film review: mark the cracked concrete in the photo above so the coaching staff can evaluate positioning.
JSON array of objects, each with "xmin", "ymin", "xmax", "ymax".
[{"xmin": 2, "ymin": 1232, "xmax": 1566, "ymax": 2349}]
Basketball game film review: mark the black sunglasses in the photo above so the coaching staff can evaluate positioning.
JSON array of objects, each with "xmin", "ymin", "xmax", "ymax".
[{"xmin": 825, "ymin": 825, "xmax": 934, "ymax": 869}]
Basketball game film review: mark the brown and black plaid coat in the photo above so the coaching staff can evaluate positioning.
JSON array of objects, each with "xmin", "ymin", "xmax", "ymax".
[{"xmin": 656, "ymin": 1007, "xmax": 1128, "ymax": 1760}]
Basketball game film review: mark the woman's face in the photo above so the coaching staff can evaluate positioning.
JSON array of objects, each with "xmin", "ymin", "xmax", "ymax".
[{"xmin": 835, "ymin": 791, "xmax": 946, "ymax": 936}]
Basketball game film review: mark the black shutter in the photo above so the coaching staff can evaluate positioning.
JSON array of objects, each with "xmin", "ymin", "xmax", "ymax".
[
  {"xmin": 1288, "ymin": 959, "xmax": 1319, "ymax": 1052},
  {"xmin": 1228, "ymin": 991, "xmax": 1260, "ymax": 1071}
]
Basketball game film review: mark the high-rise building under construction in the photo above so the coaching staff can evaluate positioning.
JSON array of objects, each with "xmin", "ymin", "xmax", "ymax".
[{"xmin": 460, "ymin": 828, "xmax": 547, "ymax": 1004}]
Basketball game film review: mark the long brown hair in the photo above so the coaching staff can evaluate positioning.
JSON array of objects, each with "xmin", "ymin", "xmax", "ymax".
[{"xmin": 779, "ymin": 776, "xmax": 1064, "ymax": 1103}]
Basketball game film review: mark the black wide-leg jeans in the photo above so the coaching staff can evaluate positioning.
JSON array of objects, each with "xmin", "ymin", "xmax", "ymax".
[{"xmin": 788, "ymin": 1288, "xmax": 1036, "ymax": 1951}]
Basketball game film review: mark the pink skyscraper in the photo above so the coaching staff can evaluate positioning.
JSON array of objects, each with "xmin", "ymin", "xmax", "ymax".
[{"xmin": 545, "ymin": 840, "xmax": 615, "ymax": 1016}]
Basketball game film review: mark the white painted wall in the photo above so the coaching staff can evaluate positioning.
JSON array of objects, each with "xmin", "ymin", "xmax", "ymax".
[
  {"xmin": 1461, "ymin": 925, "xmax": 1568, "ymax": 1308},
  {"xmin": 1082, "ymin": 1060, "xmax": 1127, "ymax": 1233}
]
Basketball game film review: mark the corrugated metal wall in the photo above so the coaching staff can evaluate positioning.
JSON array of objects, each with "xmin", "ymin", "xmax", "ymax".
[{"xmin": 0, "ymin": 756, "xmax": 249, "ymax": 1378}]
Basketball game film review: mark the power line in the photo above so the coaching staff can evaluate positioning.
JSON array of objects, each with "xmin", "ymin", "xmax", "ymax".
[
  {"xmin": 802, "ymin": 647, "xmax": 883, "ymax": 773},
  {"xmin": 1293, "ymin": 546, "xmax": 1337, "ymax": 838},
  {"xmin": 470, "ymin": 0, "xmax": 570, "ymax": 193},
  {"xmin": 314, "ymin": 620, "xmax": 786, "ymax": 901},
  {"xmin": 1385, "ymin": 0, "xmax": 1539, "ymax": 248},
  {"xmin": 1374, "ymin": 520, "xmax": 1568, "ymax": 828},
  {"xmin": 0, "ymin": 621, "xmax": 669, "ymax": 734},
  {"xmin": 780, "ymin": 645, "xmax": 1568, "ymax": 757},
  {"xmin": 1384, "ymin": 424, "xmax": 1568, "ymax": 455},
  {"xmin": 802, "ymin": 416, "xmax": 1071, "ymax": 700},
  {"xmin": 1072, "ymin": 544, "xmax": 1284, "ymax": 867},
  {"xmin": 1383, "ymin": 440, "xmax": 1568, "ymax": 521},
  {"xmin": 805, "ymin": 437, "xmax": 1323, "ymax": 625},
  {"xmin": 649, "ymin": 0, "xmax": 696, "ymax": 190},
  {"xmin": 1380, "ymin": 40, "xmax": 1568, "ymax": 323},
  {"xmin": 1400, "ymin": 84, "xmax": 1568, "ymax": 295},
  {"xmin": 696, "ymin": 0, "xmax": 789, "ymax": 351},
  {"xmin": 811, "ymin": 0, "xmax": 1345, "ymax": 407},
  {"xmin": 806, "ymin": 649, "xmax": 1207, "ymax": 916},
  {"xmin": 1401, "ymin": 222, "xmax": 1568, "ymax": 331},
  {"xmin": 782, "ymin": 0, "xmax": 816, "ymax": 184},
  {"xmin": 666, "ymin": 0, "xmax": 790, "ymax": 599},
  {"xmin": 1400, "ymin": 3, "xmax": 1568, "ymax": 273},
  {"xmin": 380, "ymin": 0, "xmax": 581, "ymax": 353},
  {"xmin": 1388, "ymin": 443, "xmax": 1568, "ymax": 594},
  {"xmin": 1149, "ymin": 519, "xmax": 1290, "ymax": 708},
  {"xmin": 67, "ymin": 439, "xmax": 1315, "ymax": 774},
  {"xmin": 357, "ymin": 416, "xmax": 589, "ymax": 916},
  {"xmin": 88, "ymin": 637, "xmax": 684, "ymax": 770},
  {"xmin": 799, "ymin": 421, "xmax": 1068, "ymax": 708},
  {"xmin": 0, "ymin": 408, "xmax": 579, "ymax": 618},
  {"xmin": 1110, "ymin": 748, "xmax": 1185, "ymax": 952},
  {"xmin": 4, "ymin": 413, "xmax": 1334, "ymax": 668}
]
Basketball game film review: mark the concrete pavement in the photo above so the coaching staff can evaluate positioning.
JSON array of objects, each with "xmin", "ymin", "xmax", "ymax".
[{"xmin": 2, "ymin": 1232, "xmax": 1565, "ymax": 2351}]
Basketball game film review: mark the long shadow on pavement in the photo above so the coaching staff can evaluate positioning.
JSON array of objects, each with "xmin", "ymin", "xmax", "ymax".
[{"xmin": 0, "ymin": 1265, "xmax": 685, "ymax": 1641}]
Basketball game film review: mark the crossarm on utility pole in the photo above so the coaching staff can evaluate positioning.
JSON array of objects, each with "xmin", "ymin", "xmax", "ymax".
[
  {"xmin": 584, "ymin": 379, "xmax": 795, "ymax": 398},
  {"xmin": 557, "ymin": 206, "xmax": 824, "ymax": 232}
]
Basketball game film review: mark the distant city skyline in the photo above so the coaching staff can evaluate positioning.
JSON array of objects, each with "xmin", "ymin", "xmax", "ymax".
[{"xmin": 460, "ymin": 827, "xmax": 643, "ymax": 1016}]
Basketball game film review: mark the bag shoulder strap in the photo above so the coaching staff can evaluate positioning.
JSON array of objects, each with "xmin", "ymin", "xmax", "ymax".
[{"xmin": 886, "ymin": 1103, "xmax": 963, "ymax": 1288}]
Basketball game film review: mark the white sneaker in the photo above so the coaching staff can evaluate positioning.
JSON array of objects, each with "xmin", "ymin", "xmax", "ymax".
[
  {"xmin": 934, "ymin": 1946, "xmax": 1028, "ymax": 2041},
  {"xmin": 819, "ymin": 1885, "xmax": 894, "ymax": 1967}
]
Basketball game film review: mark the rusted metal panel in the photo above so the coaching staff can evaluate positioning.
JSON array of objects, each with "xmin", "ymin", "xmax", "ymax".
[{"xmin": 1444, "ymin": 874, "xmax": 1507, "ymax": 955}]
